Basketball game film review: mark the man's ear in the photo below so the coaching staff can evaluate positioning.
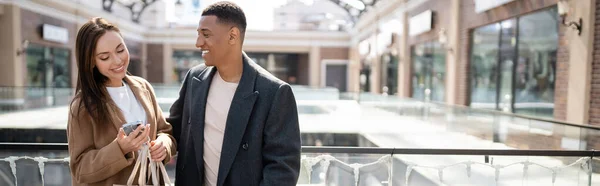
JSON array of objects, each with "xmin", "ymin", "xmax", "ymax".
[{"xmin": 229, "ymin": 27, "xmax": 240, "ymax": 45}]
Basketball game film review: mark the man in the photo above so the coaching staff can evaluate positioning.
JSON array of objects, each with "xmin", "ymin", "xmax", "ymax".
[{"xmin": 167, "ymin": 1, "xmax": 301, "ymax": 186}]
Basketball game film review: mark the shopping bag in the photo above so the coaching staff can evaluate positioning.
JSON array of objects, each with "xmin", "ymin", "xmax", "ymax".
[{"xmin": 114, "ymin": 142, "xmax": 173, "ymax": 186}]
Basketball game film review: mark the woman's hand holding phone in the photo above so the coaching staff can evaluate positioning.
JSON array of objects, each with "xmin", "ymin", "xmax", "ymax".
[{"xmin": 116, "ymin": 124, "xmax": 150, "ymax": 155}]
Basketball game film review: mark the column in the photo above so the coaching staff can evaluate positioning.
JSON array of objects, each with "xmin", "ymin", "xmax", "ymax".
[
  {"xmin": 163, "ymin": 43, "xmax": 173, "ymax": 84},
  {"xmin": 141, "ymin": 43, "xmax": 148, "ymax": 78},
  {"xmin": 445, "ymin": 0, "xmax": 461, "ymax": 104},
  {"xmin": 347, "ymin": 46, "xmax": 361, "ymax": 93},
  {"xmin": 370, "ymin": 36, "xmax": 381, "ymax": 94},
  {"xmin": 0, "ymin": 4, "xmax": 23, "ymax": 87},
  {"xmin": 267, "ymin": 53, "xmax": 276, "ymax": 72},
  {"xmin": 398, "ymin": 12, "xmax": 411, "ymax": 97},
  {"xmin": 309, "ymin": 45, "xmax": 321, "ymax": 88},
  {"xmin": 566, "ymin": 0, "xmax": 595, "ymax": 124}
]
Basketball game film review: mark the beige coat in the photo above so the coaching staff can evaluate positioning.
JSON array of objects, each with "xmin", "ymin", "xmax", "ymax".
[{"xmin": 67, "ymin": 76, "xmax": 176, "ymax": 186}]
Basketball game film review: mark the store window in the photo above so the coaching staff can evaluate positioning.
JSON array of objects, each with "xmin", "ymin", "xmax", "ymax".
[
  {"xmin": 246, "ymin": 53, "xmax": 299, "ymax": 84},
  {"xmin": 469, "ymin": 7, "xmax": 558, "ymax": 118},
  {"xmin": 381, "ymin": 52, "xmax": 399, "ymax": 95},
  {"xmin": 125, "ymin": 40, "xmax": 142, "ymax": 76},
  {"xmin": 127, "ymin": 59, "xmax": 142, "ymax": 77},
  {"xmin": 470, "ymin": 23, "xmax": 500, "ymax": 110},
  {"xmin": 411, "ymin": 41, "xmax": 446, "ymax": 102},
  {"xmin": 25, "ymin": 43, "xmax": 72, "ymax": 107},
  {"xmin": 172, "ymin": 50, "xmax": 204, "ymax": 83},
  {"xmin": 380, "ymin": 34, "xmax": 399, "ymax": 95},
  {"xmin": 26, "ymin": 43, "xmax": 71, "ymax": 88}
]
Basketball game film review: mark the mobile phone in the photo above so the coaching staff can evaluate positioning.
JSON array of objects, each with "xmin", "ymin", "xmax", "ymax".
[{"xmin": 122, "ymin": 120, "xmax": 144, "ymax": 136}]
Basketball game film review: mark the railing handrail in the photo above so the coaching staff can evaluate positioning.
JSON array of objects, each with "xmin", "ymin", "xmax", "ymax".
[
  {"xmin": 357, "ymin": 93, "xmax": 600, "ymax": 131},
  {"xmin": 302, "ymin": 146, "xmax": 600, "ymax": 156},
  {"xmin": 0, "ymin": 86, "xmax": 74, "ymax": 88},
  {"xmin": 1, "ymin": 143, "xmax": 598, "ymax": 157},
  {"xmin": 428, "ymin": 101, "xmax": 600, "ymax": 131},
  {"xmin": 0, "ymin": 143, "xmax": 69, "ymax": 150}
]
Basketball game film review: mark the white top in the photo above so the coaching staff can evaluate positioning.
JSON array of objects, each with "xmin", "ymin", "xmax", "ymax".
[
  {"xmin": 106, "ymin": 82, "xmax": 147, "ymax": 125},
  {"xmin": 203, "ymin": 71, "xmax": 239, "ymax": 186}
]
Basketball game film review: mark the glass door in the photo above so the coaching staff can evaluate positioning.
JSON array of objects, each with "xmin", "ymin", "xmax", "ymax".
[
  {"xmin": 411, "ymin": 43, "xmax": 427, "ymax": 101},
  {"xmin": 25, "ymin": 44, "xmax": 71, "ymax": 107},
  {"xmin": 52, "ymin": 47, "xmax": 70, "ymax": 88},
  {"xmin": 497, "ymin": 19, "xmax": 517, "ymax": 112},
  {"xmin": 469, "ymin": 7, "xmax": 558, "ymax": 118},
  {"xmin": 470, "ymin": 23, "xmax": 500, "ymax": 110},
  {"xmin": 411, "ymin": 41, "xmax": 446, "ymax": 102},
  {"xmin": 431, "ymin": 42, "xmax": 446, "ymax": 102}
]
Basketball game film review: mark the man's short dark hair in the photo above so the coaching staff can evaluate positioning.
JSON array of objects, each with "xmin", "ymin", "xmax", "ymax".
[{"xmin": 202, "ymin": 1, "xmax": 247, "ymax": 40}]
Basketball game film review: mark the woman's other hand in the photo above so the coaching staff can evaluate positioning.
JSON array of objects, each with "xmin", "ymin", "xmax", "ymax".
[{"xmin": 149, "ymin": 140, "xmax": 167, "ymax": 162}]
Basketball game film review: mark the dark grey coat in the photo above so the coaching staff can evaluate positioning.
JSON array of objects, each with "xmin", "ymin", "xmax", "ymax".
[{"xmin": 167, "ymin": 52, "xmax": 301, "ymax": 186}]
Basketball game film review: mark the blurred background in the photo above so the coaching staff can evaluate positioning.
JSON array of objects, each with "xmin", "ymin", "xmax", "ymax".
[{"xmin": 1, "ymin": 0, "xmax": 600, "ymax": 185}]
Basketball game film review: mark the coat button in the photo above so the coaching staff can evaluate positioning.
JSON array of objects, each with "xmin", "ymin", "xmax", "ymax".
[{"xmin": 242, "ymin": 143, "xmax": 249, "ymax": 150}]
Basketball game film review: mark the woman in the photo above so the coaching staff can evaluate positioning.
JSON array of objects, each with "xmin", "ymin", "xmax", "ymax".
[{"xmin": 67, "ymin": 17, "xmax": 176, "ymax": 186}]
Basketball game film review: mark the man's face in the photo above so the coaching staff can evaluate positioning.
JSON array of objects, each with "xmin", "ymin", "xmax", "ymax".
[{"xmin": 196, "ymin": 15, "xmax": 232, "ymax": 66}]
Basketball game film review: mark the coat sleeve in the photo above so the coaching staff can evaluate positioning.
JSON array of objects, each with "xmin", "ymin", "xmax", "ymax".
[
  {"xmin": 166, "ymin": 69, "xmax": 191, "ymax": 151},
  {"xmin": 260, "ymin": 84, "xmax": 301, "ymax": 185},
  {"xmin": 67, "ymin": 101, "xmax": 135, "ymax": 183},
  {"xmin": 144, "ymin": 80, "xmax": 178, "ymax": 163}
]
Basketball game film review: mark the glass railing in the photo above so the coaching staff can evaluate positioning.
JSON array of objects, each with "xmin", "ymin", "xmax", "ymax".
[
  {"xmin": 355, "ymin": 93, "xmax": 600, "ymax": 151},
  {"xmin": 4, "ymin": 87, "xmax": 600, "ymax": 152},
  {"xmin": 0, "ymin": 87, "xmax": 73, "ymax": 114},
  {"xmin": 1, "ymin": 144, "xmax": 598, "ymax": 186},
  {"xmin": 301, "ymin": 147, "xmax": 600, "ymax": 186}
]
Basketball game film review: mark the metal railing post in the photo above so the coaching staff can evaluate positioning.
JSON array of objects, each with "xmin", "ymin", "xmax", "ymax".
[
  {"xmin": 389, "ymin": 148, "xmax": 394, "ymax": 186},
  {"xmin": 589, "ymin": 150, "xmax": 595, "ymax": 186}
]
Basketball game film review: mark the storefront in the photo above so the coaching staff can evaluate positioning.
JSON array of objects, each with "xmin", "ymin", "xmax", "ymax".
[
  {"xmin": 25, "ymin": 43, "xmax": 71, "ymax": 88},
  {"xmin": 411, "ymin": 41, "xmax": 445, "ymax": 102},
  {"xmin": 358, "ymin": 38, "xmax": 372, "ymax": 93},
  {"xmin": 172, "ymin": 50, "xmax": 204, "ymax": 83},
  {"xmin": 468, "ymin": 6, "xmax": 559, "ymax": 118},
  {"xmin": 380, "ymin": 47, "xmax": 399, "ymax": 95},
  {"xmin": 407, "ymin": 0, "xmax": 452, "ymax": 102},
  {"xmin": 21, "ymin": 9, "xmax": 77, "ymax": 88},
  {"xmin": 246, "ymin": 52, "xmax": 308, "ymax": 85},
  {"xmin": 378, "ymin": 31, "xmax": 400, "ymax": 95},
  {"xmin": 125, "ymin": 39, "xmax": 144, "ymax": 77},
  {"xmin": 19, "ymin": 8, "xmax": 78, "ymax": 107}
]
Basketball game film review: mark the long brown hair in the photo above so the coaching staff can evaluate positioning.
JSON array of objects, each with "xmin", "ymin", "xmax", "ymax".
[{"xmin": 71, "ymin": 17, "xmax": 122, "ymax": 125}]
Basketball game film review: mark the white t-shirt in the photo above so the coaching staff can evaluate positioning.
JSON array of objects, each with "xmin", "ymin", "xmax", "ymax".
[
  {"xmin": 106, "ymin": 82, "xmax": 147, "ymax": 125},
  {"xmin": 203, "ymin": 71, "xmax": 238, "ymax": 186}
]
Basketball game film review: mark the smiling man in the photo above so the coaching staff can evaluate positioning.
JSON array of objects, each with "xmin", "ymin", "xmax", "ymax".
[{"xmin": 166, "ymin": 1, "xmax": 301, "ymax": 186}]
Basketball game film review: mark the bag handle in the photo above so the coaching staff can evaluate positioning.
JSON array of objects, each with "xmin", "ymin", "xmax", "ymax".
[{"xmin": 126, "ymin": 139, "xmax": 173, "ymax": 186}]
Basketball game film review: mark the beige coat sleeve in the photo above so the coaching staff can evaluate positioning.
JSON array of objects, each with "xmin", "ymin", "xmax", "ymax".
[{"xmin": 67, "ymin": 101, "xmax": 135, "ymax": 184}]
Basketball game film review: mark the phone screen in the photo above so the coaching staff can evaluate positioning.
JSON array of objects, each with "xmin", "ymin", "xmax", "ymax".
[{"xmin": 122, "ymin": 121, "xmax": 143, "ymax": 136}]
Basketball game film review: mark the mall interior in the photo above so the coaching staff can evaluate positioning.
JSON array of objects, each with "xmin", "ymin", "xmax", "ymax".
[{"xmin": 1, "ymin": 0, "xmax": 600, "ymax": 185}]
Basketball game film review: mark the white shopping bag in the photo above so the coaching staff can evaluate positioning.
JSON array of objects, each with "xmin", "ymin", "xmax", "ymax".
[{"xmin": 114, "ymin": 143, "xmax": 173, "ymax": 186}]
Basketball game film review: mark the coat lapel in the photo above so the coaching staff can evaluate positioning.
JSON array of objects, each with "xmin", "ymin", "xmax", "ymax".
[
  {"xmin": 106, "ymin": 100, "xmax": 126, "ymax": 132},
  {"xmin": 217, "ymin": 54, "xmax": 259, "ymax": 186},
  {"xmin": 105, "ymin": 80, "xmax": 129, "ymax": 132},
  {"xmin": 191, "ymin": 66, "xmax": 217, "ymax": 174}
]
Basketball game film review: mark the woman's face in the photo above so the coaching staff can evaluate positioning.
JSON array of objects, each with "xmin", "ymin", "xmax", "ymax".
[{"xmin": 94, "ymin": 30, "xmax": 130, "ymax": 86}]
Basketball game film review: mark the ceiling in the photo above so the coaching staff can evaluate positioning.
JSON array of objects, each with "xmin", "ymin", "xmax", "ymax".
[{"xmin": 327, "ymin": 0, "xmax": 382, "ymax": 22}]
